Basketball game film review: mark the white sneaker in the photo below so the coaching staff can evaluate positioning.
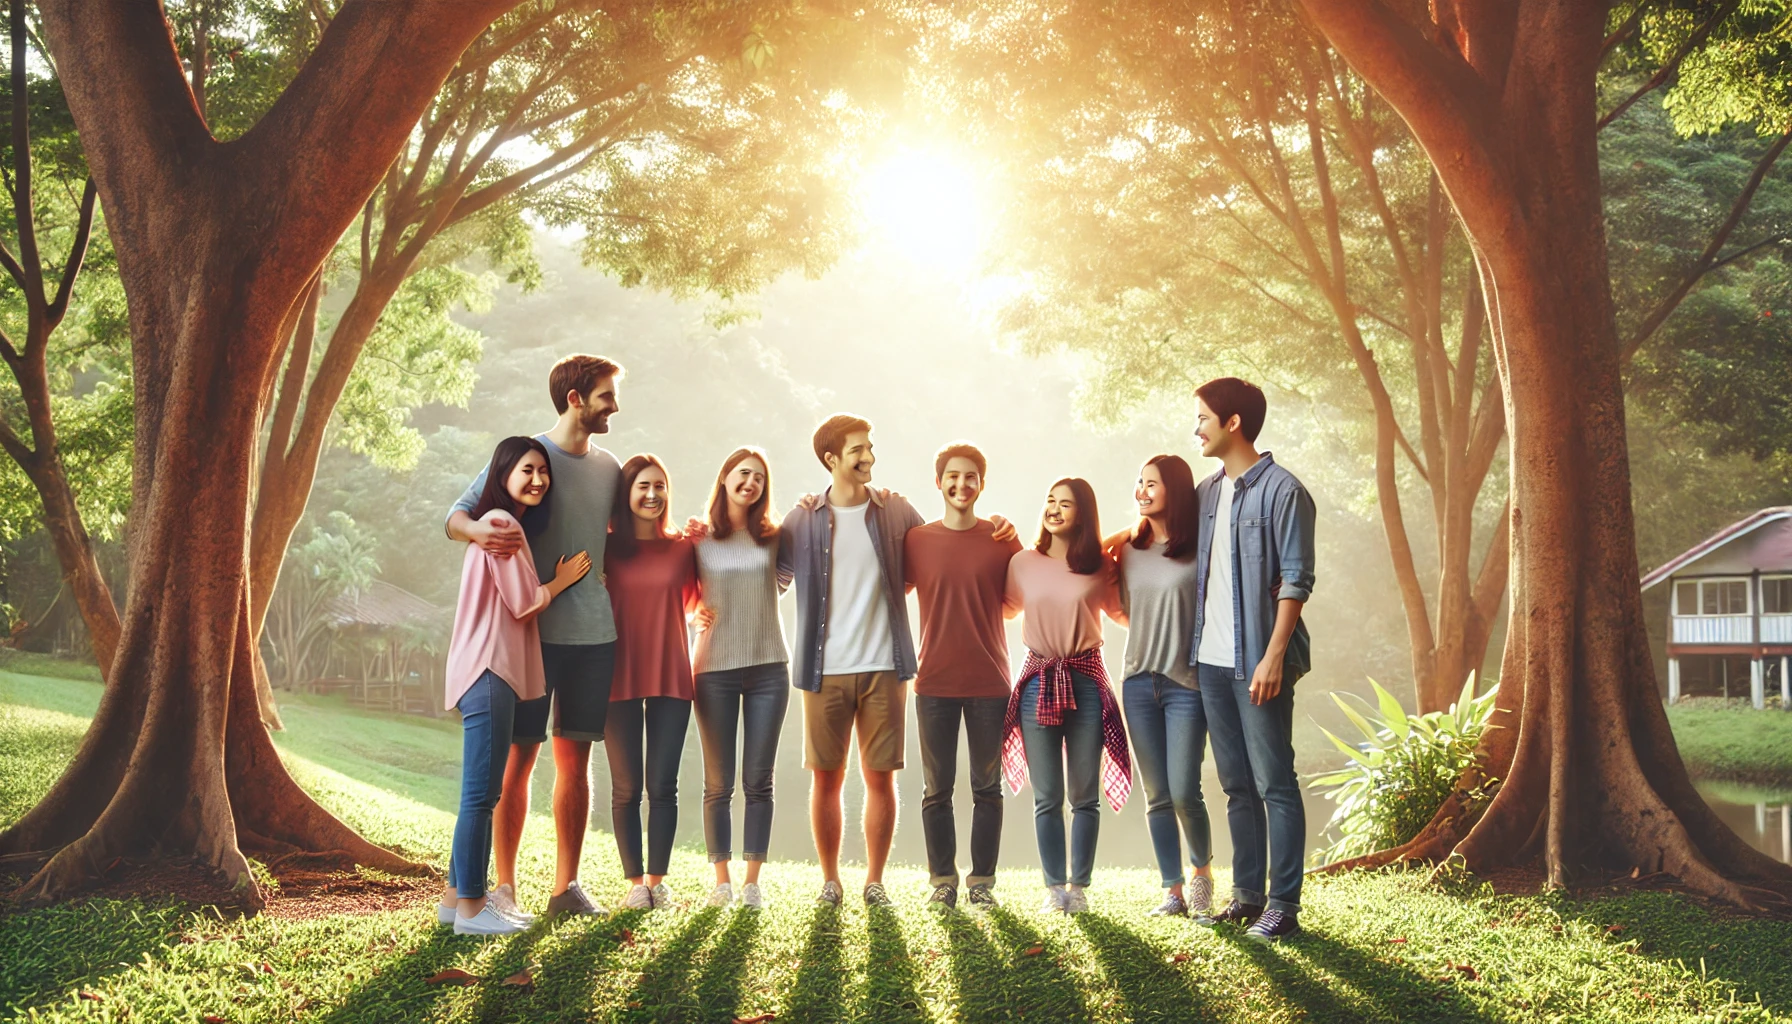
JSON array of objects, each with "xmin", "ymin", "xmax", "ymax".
[
  {"xmin": 1038, "ymin": 885, "xmax": 1068, "ymax": 915},
  {"xmin": 488, "ymin": 884, "xmax": 535, "ymax": 924},
  {"xmin": 740, "ymin": 882, "xmax": 764, "ymax": 909},
  {"xmin": 436, "ymin": 902, "xmax": 456, "ymax": 926},
  {"xmin": 454, "ymin": 905, "xmax": 524, "ymax": 936},
  {"xmin": 1188, "ymin": 876, "xmax": 1215, "ymax": 921},
  {"xmin": 622, "ymin": 884, "xmax": 655, "ymax": 910},
  {"xmin": 651, "ymin": 883, "xmax": 672, "ymax": 909},
  {"xmin": 1063, "ymin": 888, "xmax": 1089, "ymax": 915},
  {"xmin": 708, "ymin": 883, "xmax": 734, "ymax": 908}
]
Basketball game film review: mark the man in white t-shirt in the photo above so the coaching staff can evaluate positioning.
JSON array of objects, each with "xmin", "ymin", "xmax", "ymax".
[{"xmin": 778, "ymin": 415, "xmax": 923, "ymax": 908}]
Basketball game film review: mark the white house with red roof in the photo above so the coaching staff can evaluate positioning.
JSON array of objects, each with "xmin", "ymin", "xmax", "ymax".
[{"xmin": 1642, "ymin": 507, "xmax": 1792, "ymax": 708}]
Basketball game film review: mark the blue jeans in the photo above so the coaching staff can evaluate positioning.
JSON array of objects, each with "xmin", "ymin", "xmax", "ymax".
[
  {"xmin": 1122, "ymin": 672, "xmax": 1212, "ymax": 887},
  {"xmin": 1019, "ymin": 670, "xmax": 1105, "ymax": 888},
  {"xmin": 1198, "ymin": 662, "xmax": 1304, "ymax": 912},
  {"xmin": 448, "ymin": 670, "xmax": 518, "ymax": 900},
  {"xmin": 605, "ymin": 697, "xmax": 693, "ymax": 878},
  {"xmin": 693, "ymin": 663, "xmax": 791, "ymax": 862}
]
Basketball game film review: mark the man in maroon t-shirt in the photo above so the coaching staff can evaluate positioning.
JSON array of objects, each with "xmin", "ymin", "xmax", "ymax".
[{"xmin": 904, "ymin": 442, "xmax": 1022, "ymax": 909}]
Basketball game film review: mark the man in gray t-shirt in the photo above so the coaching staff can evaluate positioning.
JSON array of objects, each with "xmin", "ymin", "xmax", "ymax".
[{"xmin": 444, "ymin": 355, "xmax": 623, "ymax": 919}]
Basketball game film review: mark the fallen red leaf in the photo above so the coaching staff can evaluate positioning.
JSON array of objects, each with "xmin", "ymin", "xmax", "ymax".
[
  {"xmin": 203, "ymin": 1017, "xmax": 228, "ymax": 1023},
  {"xmin": 425, "ymin": 968, "xmax": 479, "ymax": 987},
  {"xmin": 617, "ymin": 928, "xmax": 636, "ymax": 946},
  {"xmin": 501, "ymin": 968, "xmax": 534, "ymax": 988},
  {"xmin": 1450, "ymin": 963, "xmax": 1479, "ymax": 980},
  {"xmin": 732, "ymin": 1015, "xmax": 776, "ymax": 1024},
  {"xmin": 1605, "ymin": 924, "xmax": 1626, "ymax": 935},
  {"xmin": 260, "ymin": 963, "xmax": 275, "ymax": 974},
  {"xmin": 1389, "ymin": 937, "xmax": 1408, "ymax": 944},
  {"xmin": 1023, "ymin": 945, "xmax": 1045, "ymax": 957},
  {"xmin": 1166, "ymin": 952, "xmax": 1191, "ymax": 964},
  {"xmin": 77, "ymin": 991, "xmax": 104, "ymax": 1002}
]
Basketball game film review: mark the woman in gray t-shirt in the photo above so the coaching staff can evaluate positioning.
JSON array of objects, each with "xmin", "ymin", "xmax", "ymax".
[
  {"xmin": 691, "ymin": 447, "xmax": 792, "ymax": 910},
  {"xmin": 1115, "ymin": 454, "xmax": 1215, "ymax": 920}
]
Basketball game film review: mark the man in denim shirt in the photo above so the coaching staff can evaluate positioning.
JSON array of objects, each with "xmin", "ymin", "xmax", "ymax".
[{"xmin": 1188, "ymin": 377, "xmax": 1316, "ymax": 942}]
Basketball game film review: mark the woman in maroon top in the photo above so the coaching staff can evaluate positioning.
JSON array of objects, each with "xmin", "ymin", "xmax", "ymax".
[{"xmin": 604, "ymin": 454, "xmax": 701, "ymax": 911}]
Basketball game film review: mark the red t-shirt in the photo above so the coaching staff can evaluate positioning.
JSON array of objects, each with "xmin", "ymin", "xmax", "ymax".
[
  {"xmin": 604, "ymin": 536, "xmax": 700, "ymax": 702},
  {"xmin": 904, "ymin": 520, "xmax": 1022, "ymax": 698}
]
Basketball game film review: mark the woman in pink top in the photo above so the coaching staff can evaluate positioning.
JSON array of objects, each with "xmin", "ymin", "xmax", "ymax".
[
  {"xmin": 604, "ymin": 454, "xmax": 701, "ymax": 910},
  {"xmin": 1002, "ymin": 477, "xmax": 1130, "ymax": 916},
  {"xmin": 438, "ymin": 436, "xmax": 591, "ymax": 936}
]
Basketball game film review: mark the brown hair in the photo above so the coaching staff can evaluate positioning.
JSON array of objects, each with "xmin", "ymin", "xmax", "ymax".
[
  {"xmin": 812, "ymin": 413, "xmax": 871, "ymax": 468},
  {"xmin": 1195, "ymin": 376, "xmax": 1267, "ymax": 443},
  {"xmin": 548, "ymin": 354, "xmax": 623, "ymax": 414},
  {"xmin": 1131, "ymin": 454, "xmax": 1200, "ymax": 559},
  {"xmin": 933, "ymin": 441, "xmax": 987, "ymax": 481},
  {"xmin": 609, "ymin": 453, "xmax": 675, "ymax": 559},
  {"xmin": 472, "ymin": 436, "xmax": 551, "ymax": 522},
  {"xmin": 706, "ymin": 446, "xmax": 779, "ymax": 546},
  {"xmin": 1034, "ymin": 477, "xmax": 1104, "ymax": 575}
]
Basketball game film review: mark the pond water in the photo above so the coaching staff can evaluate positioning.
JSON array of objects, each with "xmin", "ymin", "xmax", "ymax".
[{"xmin": 1697, "ymin": 783, "xmax": 1792, "ymax": 864}]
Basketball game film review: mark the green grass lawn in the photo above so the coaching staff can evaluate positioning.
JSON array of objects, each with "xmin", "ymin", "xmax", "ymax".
[
  {"xmin": 3, "ymin": 666, "xmax": 1791, "ymax": 1023},
  {"xmin": 1667, "ymin": 700, "xmax": 1792, "ymax": 789}
]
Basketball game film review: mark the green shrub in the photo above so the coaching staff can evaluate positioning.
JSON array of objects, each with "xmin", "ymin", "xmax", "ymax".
[{"xmin": 1307, "ymin": 676, "xmax": 1499, "ymax": 866}]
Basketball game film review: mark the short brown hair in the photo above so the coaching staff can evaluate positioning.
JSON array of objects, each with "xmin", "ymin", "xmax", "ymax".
[
  {"xmin": 1195, "ymin": 377, "xmax": 1267, "ymax": 443},
  {"xmin": 548, "ymin": 354, "xmax": 622, "ymax": 414},
  {"xmin": 934, "ymin": 441, "xmax": 987, "ymax": 481},
  {"xmin": 812, "ymin": 414, "xmax": 871, "ymax": 468}
]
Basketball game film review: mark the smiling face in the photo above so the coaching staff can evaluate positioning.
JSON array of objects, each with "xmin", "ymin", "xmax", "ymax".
[
  {"xmin": 1042, "ymin": 483, "xmax": 1080, "ymax": 537},
  {"xmin": 937, "ymin": 455, "xmax": 982, "ymax": 513},
  {"xmin": 506, "ymin": 449, "xmax": 551, "ymax": 507},
  {"xmin": 1193, "ymin": 395, "xmax": 1238, "ymax": 459},
  {"xmin": 825, "ymin": 430, "xmax": 876, "ymax": 487},
  {"xmin": 571, "ymin": 374, "xmax": 619, "ymax": 435},
  {"xmin": 629, "ymin": 463, "xmax": 668, "ymax": 523},
  {"xmin": 1135, "ymin": 462, "xmax": 1168, "ymax": 519},
  {"xmin": 725, "ymin": 455, "xmax": 767, "ymax": 510}
]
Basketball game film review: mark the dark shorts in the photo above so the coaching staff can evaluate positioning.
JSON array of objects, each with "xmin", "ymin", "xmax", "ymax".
[{"xmin": 512, "ymin": 641, "xmax": 616, "ymax": 744}]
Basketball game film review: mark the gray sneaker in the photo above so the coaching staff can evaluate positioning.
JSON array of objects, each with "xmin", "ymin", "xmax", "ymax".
[
  {"xmin": 1188, "ymin": 876, "xmax": 1215, "ymax": 922},
  {"xmin": 488, "ymin": 883, "xmax": 536, "ymax": 924},
  {"xmin": 707, "ymin": 882, "xmax": 734, "ymax": 908},
  {"xmin": 966, "ymin": 883, "xmax": 998, "ymax": 908},
  {"xmin": 650, "ymin": 883, "xmax": 672, "ymax": 909},
  {"xmin": 545, "ymin": 880, "xmax": 605, "ymax": 918},
  {"xmin": 1062, "ymin": 888, "xmax": 1089, "ymax": 915},
  {"xmin": 817, "ymin": 880, "xmax": 843, "ymax": 906},
  {"xmin": 1037, "ymin": 885, "xmax": 1067, "ymax": 915},
  {"xmin": 928, "ymin": 884, "xmax": 957, "ymax": 909},
  {"xmin": 863, "ymin": 882, "xmax": 893, "ymax": 907},
  {"xmin": 621, "ymin": 884, "xmax": 655, "ymax": 910},
  {"xmin": 740, "ymin": 882, "xmax": 765, "ymax": 909},
  {"xmin": 1150, "ymin": 892, "xmax": 1188, "ymax": 917}
]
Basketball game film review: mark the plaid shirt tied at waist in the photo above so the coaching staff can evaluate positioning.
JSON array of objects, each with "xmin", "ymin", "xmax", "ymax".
[{"xmin": 1001, "ymin": 646, "xmax": 1132, "ymax": 813}]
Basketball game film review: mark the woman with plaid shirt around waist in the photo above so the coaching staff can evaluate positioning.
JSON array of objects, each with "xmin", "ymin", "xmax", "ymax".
[{"xmin": 1002, "ymin": 477, "xmax": 1131, "ymax": 916}]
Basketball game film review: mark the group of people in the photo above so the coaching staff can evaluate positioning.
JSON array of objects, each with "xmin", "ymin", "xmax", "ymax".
[{"xmin": 436, "ymin": 354, "xmax": 1316, "ymax": 945}]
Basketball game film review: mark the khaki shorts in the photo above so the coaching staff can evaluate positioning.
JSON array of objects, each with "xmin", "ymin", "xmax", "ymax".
[{"xmin": 804, "ymin": 671, "xmax": 907, "ymax": 771}]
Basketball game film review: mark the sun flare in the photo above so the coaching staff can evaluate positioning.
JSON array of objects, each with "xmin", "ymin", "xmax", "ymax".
[{"xmin": 858, "ymin": 146, "xmax": 988, "ymax": 276}]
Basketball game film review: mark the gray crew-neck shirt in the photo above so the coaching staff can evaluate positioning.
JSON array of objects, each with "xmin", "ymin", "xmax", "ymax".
[
  {"xmin": 1120, "ymin": 540, "xmax": 1203, "ymax": 688},
  {"xmin": 448, "ymin": 434, "xmax": 621, "ymax": 645},
  {"xmin": 693, "ymin": 530, "xmax": 790, "ymax": 674}
]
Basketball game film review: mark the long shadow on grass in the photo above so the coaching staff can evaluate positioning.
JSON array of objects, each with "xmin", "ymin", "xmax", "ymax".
[
  {"xmin": 1560, "ymin": 890, "xmax": 1792, "ymax": 1015},
  {"xmin": 938, "ymin": 909, "xmax": 1030, "ymax": 1022},
  {"xmin": 516, "ymin": 907, "xmax": 651, "ymax": 1017},
  {"xmin": 982, "ymin": 907, "xmax": 1093, "ymax": 1021},
  {"xmin": 861, "ymin": 905, "xmax": 928, "ymax": 1024},
  {"xmin": 615, "ymin": 906, "xmax": 725, "ymax": 1023},
  {"xmin": 1220, "ymin": 928, "xmax": 1497, "ymax": 1024},
  {"xmin": 0, "ymin": 900, "xmax": 185, "ymax": 1017},
  {"xmin": 312, "ymin": 924, "xmax": 501, "ymax": 1024},
  {"xmin": 692, "ymin": 907, "xmax": 763, "ymax": 1021},
  {"xmin": 1074, "ymin": 913, "xmax": 1222, "ymax": 1023},
  {"xmin": 781, "ymin": 904, "xmax": 852, "ymax": 1024}
]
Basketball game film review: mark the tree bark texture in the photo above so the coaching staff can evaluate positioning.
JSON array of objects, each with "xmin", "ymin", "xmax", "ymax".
[
  {"xmin": 1298, "ymin": 0, "xmax": 1792, "ymax": 902},
  {"xmin": 2, "ymin": 0, "xmax": 520, "ymax": 903}
]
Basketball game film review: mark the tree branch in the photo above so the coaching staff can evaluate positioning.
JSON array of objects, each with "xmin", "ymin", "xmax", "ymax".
[
  {"xmin": 44, "ymin": 178, "xmax": 97, "ymax": 329},
  {"xmin": 1596, "ymin": 0, "xmax": 1737, "ymax": 130},
  {"xmin": 8, "ymin": 0, "xmax": 44, "ymax": 305},
  {"xmin": 1622, "ymin": 128, "xmax": 1792, "ymax": 362}
]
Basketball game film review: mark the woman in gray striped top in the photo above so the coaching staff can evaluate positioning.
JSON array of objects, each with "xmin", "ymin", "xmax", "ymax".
[{"xmin": 692, "ymin": 446, "xmax": 792, "ymax": 909}]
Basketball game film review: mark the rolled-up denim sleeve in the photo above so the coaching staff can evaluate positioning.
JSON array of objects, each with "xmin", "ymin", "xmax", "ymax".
[
  {"xmin": 444, "ymin": 468, "xmax": 486, "ymax": 536},
  {"xmin": 1274, "ymin": 482, "xmax": 1316, "ymax": 603}
]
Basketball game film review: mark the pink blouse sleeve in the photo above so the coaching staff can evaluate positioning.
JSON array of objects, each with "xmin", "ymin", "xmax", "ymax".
[{"xmin": 489, "ymin": 549, "xmax": 550, "ymax": 621}]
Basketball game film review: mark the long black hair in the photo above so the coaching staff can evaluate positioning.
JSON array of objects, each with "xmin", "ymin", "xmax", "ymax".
[
  {"xmin": 1131, "ymin": 454, "xmax": 1199, "ymax": 559},
  {"xmin": 1034, "ymin": 477, "xmax": 1104, "ymax": 575},
  {"xmin": 472, "ymin": 436, "xmax": 551, "ymax": 522}
]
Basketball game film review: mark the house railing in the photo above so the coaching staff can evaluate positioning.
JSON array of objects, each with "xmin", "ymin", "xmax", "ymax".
[
  {"xmin": 1761, "ymin": 615, "xmax": 1792, "ymax": 644},
  {"xmin": 1672, "ymin": 615, "xmax": 1754, "ymax": 644}
]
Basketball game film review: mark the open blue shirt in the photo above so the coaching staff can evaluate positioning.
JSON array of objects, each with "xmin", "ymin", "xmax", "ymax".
[{"xmin": 1188, "ymin": 453, "xmax": 1316, "ymax": 681}]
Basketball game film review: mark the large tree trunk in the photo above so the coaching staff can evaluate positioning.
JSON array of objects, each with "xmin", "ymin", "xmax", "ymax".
[
  {"xmin": 1300, "ymin": 0, "xmax": 1792, "ymax": 901},
  {"xmin": 4, "ymin": 0, "xmax": 518, "ymax": 903}
]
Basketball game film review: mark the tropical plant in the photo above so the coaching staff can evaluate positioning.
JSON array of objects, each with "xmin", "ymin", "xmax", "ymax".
[{"xmin": 1308, "ymin": 675, "xmax": 1500, "ymax": 866}]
